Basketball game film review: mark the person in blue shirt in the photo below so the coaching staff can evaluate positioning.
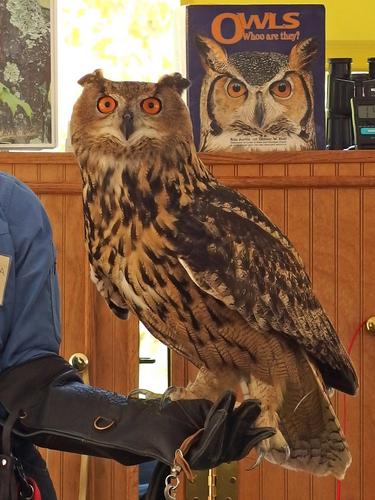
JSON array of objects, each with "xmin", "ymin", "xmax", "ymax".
[{"xmin": 0, "ymin": 172, "xmax": 273, "ymax": 500}]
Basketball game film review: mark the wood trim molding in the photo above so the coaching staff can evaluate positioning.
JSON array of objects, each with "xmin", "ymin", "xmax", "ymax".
[
  {"xmin": 0, "ymin": 151, "xmax": 375, "ymax": 191},
  {"xmin": 0, "ymin": 152, "xmax": 77, "ymax": 164},
  {"xmin": 28, "ymin": 183, "xmax": 81, "ymax": 194},
  {"xmin": 1, "ymin": 150, "xmax": 375, "ymax": 166},
  {"xmin": 224, "ymin": 176, "xmax": 375, "ymax": 189},
  {"xmin": 27, "ymin": 177, "xmax": 375, "ymax": 194},
  {"xmin": 199, "ymin": 150, "xmax": 375, "ymax": 165},
  {"xmin": 2, "ymin": 151, "xmax": 375, "ymax": 192}
]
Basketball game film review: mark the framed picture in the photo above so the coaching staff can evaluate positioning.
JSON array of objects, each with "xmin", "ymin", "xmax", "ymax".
[
  {"xmin": 185, "ymin": 3, "xmax": 326, "ymax": 152},
  {"xmin": 0, "ymin": 0, "xmax": 57, "ymax": 149}
]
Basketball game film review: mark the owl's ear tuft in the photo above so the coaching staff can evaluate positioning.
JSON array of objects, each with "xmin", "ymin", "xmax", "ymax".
[
  {"xmin": 157, "ymin": 73, "xmax": 191, "ymax": 95},
  {"xmin": 195, "ymin": 34, "xmax": 228, "ymax": 73},
  {"xmin": 289, "ymin": 38, "xmax": 318, "ymax": 71},
  {"xmin": 78, "ymin": 69, "xmax": 105, "ymax": 87}
]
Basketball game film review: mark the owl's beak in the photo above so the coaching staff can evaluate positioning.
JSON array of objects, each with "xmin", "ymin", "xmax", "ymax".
[{"xmin": 121, "ymin": 112, "xmax": 134, "ymax": 140}]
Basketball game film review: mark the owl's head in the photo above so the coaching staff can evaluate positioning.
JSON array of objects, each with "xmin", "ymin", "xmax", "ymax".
[
  {"xmin": 195, "ymin": 35, "xmax": 318, "ymax": 151},
  {"xmin": 70, "ymin": 70, "xmax": 193, "ymax": 155}
]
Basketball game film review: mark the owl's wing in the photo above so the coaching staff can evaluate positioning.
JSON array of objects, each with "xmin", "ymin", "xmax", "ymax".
[
  {"xmin": 172, "ymin": 183, "xmax": 358, "ymax": 395},
  {"xmin": 90, "ymin": 265, "xmax": 129, "ymax": 320}
]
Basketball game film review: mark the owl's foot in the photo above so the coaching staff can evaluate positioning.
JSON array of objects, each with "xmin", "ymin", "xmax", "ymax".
[
  {"xmin": 252, "ymin": 404, "xmax": 290, "ymax": 466},
  {"xmin": 260, "ymin": 428, "xmax": 290, "ymax": 465},
  {"xmin": 164, "ymin": 385, "xmax": 204, "ymax": 401},
  {"xmin": 244, "ymin": 377, "xmax": 291, "ymax": 466},
  {"xmin": 248, "ymin": 430, "xmax": 290, "ymax": 470},
  {"xmin": 248, "ymin": 448, "xmax": 266, "ymax": 470},
  {"xmin": 128, "ymin": 388, "xmax": 163, "ymax": 399},
  {"xmin": 166, "ymin": 367, "xmax": 238, "ymax": 403},
  {"xmin": 128, "ymin": 385, "xmax": 212, "ymax": 403},
  {"xmin": 248, "ymin": 436, "xmax": 290, "ymax": 471},
  {"xmin": 128, "ymin": 386, "xmax": 187, "ymax": 410}
]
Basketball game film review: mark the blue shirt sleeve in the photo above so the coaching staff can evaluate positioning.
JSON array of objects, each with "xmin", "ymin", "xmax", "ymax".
[{"xmin": 0, "ymin": 173, "xmax": 61, "ymax": 372}]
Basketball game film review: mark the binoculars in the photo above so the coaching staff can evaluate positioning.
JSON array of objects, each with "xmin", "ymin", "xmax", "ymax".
[{"xmin": 326, "ymin": 57, "xmax": 375, "ymax": 149}]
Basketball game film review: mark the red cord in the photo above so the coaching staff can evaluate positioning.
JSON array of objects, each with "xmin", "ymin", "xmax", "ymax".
[
  {"xmin": 28, "ymin": 477, "xmax": 42, "ymax": 500},
  {"xmin": 347, "ymin": 320, "xmax": 367, "ymax": 357},
  {"xmin": 336, "ymin": 319, "xmax": 366, "ymax": 500},
  {"xmin": 336, "ymin": 480, "xmax": 342, "ymax": 500}
]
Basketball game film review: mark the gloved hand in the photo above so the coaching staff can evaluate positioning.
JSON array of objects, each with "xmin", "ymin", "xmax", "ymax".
[
  {"xmin": 143, "ymin": 392, "xmax": 274, "ymax": 500},
  {"xmin": 160, "ymin": 391, "xmax": 274, "ymax": 470}
]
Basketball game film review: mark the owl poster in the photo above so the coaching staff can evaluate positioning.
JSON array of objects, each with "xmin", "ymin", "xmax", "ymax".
[{"xmin": 185, "ymin": 4, "xmax": 325, "ymax": 152}]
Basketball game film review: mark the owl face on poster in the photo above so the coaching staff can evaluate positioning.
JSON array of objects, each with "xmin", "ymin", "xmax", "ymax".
[{"xmin": 195, "ymin": 35, "xmax": 318, "ymax": 152}]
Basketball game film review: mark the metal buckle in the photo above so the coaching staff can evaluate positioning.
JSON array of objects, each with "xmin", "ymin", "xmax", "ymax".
[
  {"xmin": 22, "ymin": 483, "xmax": 34, "ymax": 500},
  {"xmin": 93, "ymin": 416, "xmax": 115, "ymax": 431},
  {"xmin": 164, "ymin": 464, "xmax": 181, "ymax": 500}
]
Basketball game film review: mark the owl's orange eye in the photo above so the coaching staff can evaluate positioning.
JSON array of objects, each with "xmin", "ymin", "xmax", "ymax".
[
  {"xmin": 97, "ymin": 96, "xmax": 117, "ymax": 114},
  {"xmin": 227, "ymin": 80, "xmax": 247, "ymax": 98},
  {"xmin": 141, "ymin": 97, "xmax": 162, "ymax": 115},
  {"xmin": 270, "ymin": 80, "xmax": 292, "ymax": 99}
]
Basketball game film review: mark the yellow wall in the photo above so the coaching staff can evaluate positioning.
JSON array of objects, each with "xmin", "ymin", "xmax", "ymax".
[{"xmin": 182, "ymin": 1, "xmax": 375, "ymax": 71}]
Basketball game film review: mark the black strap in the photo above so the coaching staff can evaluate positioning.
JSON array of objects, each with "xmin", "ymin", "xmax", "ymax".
[
  {"xmin": 0, "ymin": 453, "xmax": 18, "ymax": 500},
  {"xmin": 0, "ymin": 411, "xmax": 34, "ymax": 500},
  {"xmin": 15, "ymin": 458, "xmax": 34, "ymax": 499},
  {"xmin": 2, "ymin": 410, "xmax": 18, "ymax": 456}
]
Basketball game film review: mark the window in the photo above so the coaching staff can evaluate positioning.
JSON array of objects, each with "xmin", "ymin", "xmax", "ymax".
[{"xmin": 57, "ymin": 0, "xmax": 180, "ymax": 150}]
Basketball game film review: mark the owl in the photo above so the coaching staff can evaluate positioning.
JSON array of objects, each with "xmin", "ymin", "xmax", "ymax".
[
  {"xmin": 70, "ymin": 70, "xmax": 358, "ymax": 480},
  {"xmin": 195, "ymin": 35, "xmax": 318, "ymax": 152}
]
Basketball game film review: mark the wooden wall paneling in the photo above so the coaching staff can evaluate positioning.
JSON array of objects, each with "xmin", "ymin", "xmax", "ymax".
[
  {"xmin": 0, "ymin": 157, "xmax": 139, "ymax": 500},
  {"xmin": 38, "ymin": 164, "xmax": 65, "ymax": 499},
  {"xmin": 336, "ymin": 164, "xmax": 362, "ymax": 500},
  {"xmin": 238, "ymin": 184, "xmax": 262, "ymax": 500},
  {"xmin": 285, "ymin": 162, "xmax": 313, "ymax": 500},
  {"xmin": 362, "ymin": 186, "xmax": 375, "ymax": 500},
  {"xmin": 211, "ymin": 163, "xmax": 236, "ymax": 178},
  {"xmin": 90, "ymin": 286, "xmax": 139, "ymax": 499},
  {"xmin": 285, "ymin": 164, "xmax": 313, "ymax": 273},
  {"xmin": 92, "ymin": 317, "xmax": 114, "ymax": 499},
  {"xmin": 13, "ymin": 163, "xmax": 39, "ymax": 183},
  {"xmin": 69, "ymin": 160, "xmax": 138, "ymax": 500},
  {"xmin": 363, "ymin": 162, "xmax": 375, "ymax": 176},
  {"xmin": 199, "ymin": 150, "xmax": 375, "ymax": 167},
  {"xmin": 237, "ymin": 163, "xmax": 261, "ymax": 178},
  {"xmin": 90, "ymin": 294, "xmax": 116, "ymax": 500},
  {"xmin": 310, "ymin": 162, "xmax": 337, "ymax": 500},
  {"xmin": 39, "ymin": 162, "xmax": 65, "ymax": 183},
  {"xmin": 61, "ymin": 184, "xmax": 87, "ymax": 500},
  {"xmin": 0, "ymin": 163, "xmax": 12, "ymax": 174},
  {"xmin": 112, "ymin": 314, "xmax": 139, "ymax": 500},
  {"xmin": 65, "ymin": 159, "xmax": 82, "ymax": 184},
  {"xmin": 236, "ymin": 160, "xmax": 261, "ymax": 500},
  {"xmin": 2, "ymin": 152, "xmax": 375, "ymax": 500},
  {"xmin": 259, "ymin": 166, "xmax": 288, "ymax": 500}
]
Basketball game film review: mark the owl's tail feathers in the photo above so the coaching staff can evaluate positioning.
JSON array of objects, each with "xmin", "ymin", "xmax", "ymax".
[{"xmin": 272, "ymin": 351, "xmax": 352, "ymax": 480}]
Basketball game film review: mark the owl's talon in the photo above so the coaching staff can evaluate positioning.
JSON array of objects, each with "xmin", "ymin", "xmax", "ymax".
[
  {"xmin": 128, "ymin": 388, "xmax": 162, "ymax": 400},
  {"xmin": 159, "ymin": 386, "xmax": 178, "ymax": 407},
  {"xmin": 247, "ymin": 449, "xmax": 265, "ymax": 470},
  {"xmin": 162, "ymin": 385, "xmax": 177, "ymax": 400},
  {"xmin": 266, "ymin": 443, "xmax": 291, "ymax": 466},
  {"xmin": 281, "ymin": 444, "xmax": 291, "ymax": 464}
]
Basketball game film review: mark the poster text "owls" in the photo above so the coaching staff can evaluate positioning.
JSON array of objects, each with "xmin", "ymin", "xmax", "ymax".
[{"xmin": 211, "ymin": 12, "xmax": 301, "ymax": 45}]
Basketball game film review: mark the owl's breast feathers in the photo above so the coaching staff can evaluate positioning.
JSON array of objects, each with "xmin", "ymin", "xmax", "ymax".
[{"xmin": 79, "ymin": 148, "xmax": 358, "ymax": 396}]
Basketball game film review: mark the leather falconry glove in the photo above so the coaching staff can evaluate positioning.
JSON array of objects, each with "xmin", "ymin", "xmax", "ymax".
[
  {"xmin": 0, "ymin": 355, "xmax": 274, "ymax": 494},
  {"xmin": 144, "ymin": 392, "xmax": 273, "ymax": 499}
]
